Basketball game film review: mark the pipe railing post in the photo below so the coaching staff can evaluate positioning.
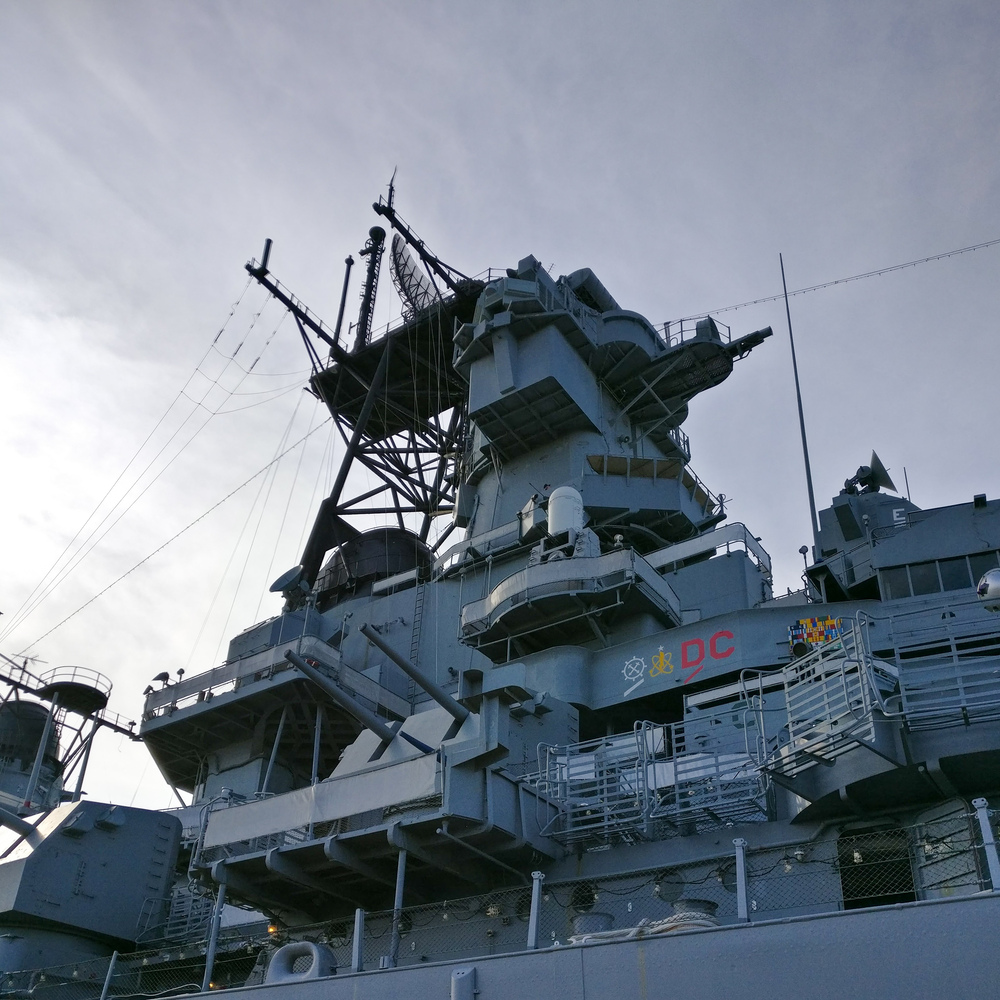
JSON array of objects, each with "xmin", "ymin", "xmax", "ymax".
[
  {"xmin": 972, "ymin": 797, "xmax": 1000, "ymax": 891},
  {"xmin": 201, "ymin": 881, "xmax": 227, "ymax": 991},
  {"xmin": 23, "ymin": 694, "xmax": 58, "ymax": 811},
  {"xmin": 72, "ymin": 717, "xmax": 101, "ymax": 802},
  {"xmin": 98, "ymin": 951, "xmax": 118, "ymax": 1000},
  {"xmin": 351, "ymin": 907, "xmax": 365, "ymax": 972},
  {"xmin": 387, "ymin": 849, "xmax": 407, "ymax": 968},
  {"xmin": 526, "ymin": 870, "xmax": 545, "ymax": 950},
  {"xmin": 260, "ymin": 706, "xmax": 288, "ymax": 796},
  {"xmin": 733, "ymin": 838, "xmax": 749, "ymax": 922},
  {"xmin": 311, "ymin": 705, "xmax": 323, "ymax": 786}
]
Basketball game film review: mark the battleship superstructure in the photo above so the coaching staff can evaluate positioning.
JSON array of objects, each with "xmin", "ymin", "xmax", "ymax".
[{"xmin": 2, "ymin": 196, "xmax": 999, "ymax": 999}]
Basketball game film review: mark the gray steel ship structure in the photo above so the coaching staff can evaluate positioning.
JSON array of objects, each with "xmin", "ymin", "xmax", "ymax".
[{"xmin": 3, "ymin": 197, "xmax": 1000, "ymax": 999}]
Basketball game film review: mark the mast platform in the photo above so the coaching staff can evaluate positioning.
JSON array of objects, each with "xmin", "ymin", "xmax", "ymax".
[{"xmin": 311, "ymin": 280, "xmax": 484, "ymax": 441}]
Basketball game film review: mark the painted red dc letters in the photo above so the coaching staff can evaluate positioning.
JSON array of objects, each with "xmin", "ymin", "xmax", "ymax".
[
  {"xmin": 622, "ymin": 630, "xmax": 737, "ymax": 697},
  {"xmin": 679, "ymin": 630, "xmax": 735, "ymax": 683}
]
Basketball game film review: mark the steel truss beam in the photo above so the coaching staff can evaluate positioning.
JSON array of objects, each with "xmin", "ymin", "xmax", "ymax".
[{"xmin": 248, "ymin": 245, "xmax": 481, "ymax": 592}]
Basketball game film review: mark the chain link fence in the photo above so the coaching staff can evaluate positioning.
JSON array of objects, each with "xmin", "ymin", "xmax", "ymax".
[
  {"xmin": 0, "ymin": 926, "xmax": 268, "ymax": 1000},
  {"xmin": 3, "ymin": 806, "xmax": 997, "ymax": 995},
  {"xmin": 745, "ymin": 816, "xmax": 982, "ymax": 918}
]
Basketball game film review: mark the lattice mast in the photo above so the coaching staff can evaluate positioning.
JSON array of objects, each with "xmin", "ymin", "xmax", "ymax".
[{"xmin": 245, "ymin": 187, "xmax": 484, "ymax": 605}]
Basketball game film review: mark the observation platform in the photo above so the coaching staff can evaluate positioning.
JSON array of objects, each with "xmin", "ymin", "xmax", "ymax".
[
  {"xmin": 311, "ymin": 279, "xmax": 484, "ymax": 441},
  {"xmin": 36, "ymin": 665, "xmax": 111, "ymax": 716}
]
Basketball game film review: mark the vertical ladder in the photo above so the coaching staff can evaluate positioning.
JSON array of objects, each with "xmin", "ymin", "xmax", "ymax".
[{"xmin": 408, "ymin": 584, "xmax": 426, "ymax": 702}]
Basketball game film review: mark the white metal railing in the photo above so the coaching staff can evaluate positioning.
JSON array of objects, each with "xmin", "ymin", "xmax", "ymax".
[
  {"xmin": 869, "ymin": 606, "xmax": 1000, "ymax": 728},
  {"xmin": 533, "ymin": 732, "xmax": 648, "ymax": 844},
  {"xmin": 531, "ymin": 708, "xmax": 769, "ymax": 845},
  {"xmin": 37, "ymin": 665, "xmax": 112, "ymax": 698},
  {"xmin": 433, "ymin": 519, "xmax": 520, "ymax": 579},
  {"xmin": 644, "ymin": 715, "xmax": 768, "ymax": 827},
  {"xmin": 659, "ymin": 315, "xmax": 732, "ymax": 349},
  {"xmin": 765, "ymin": 628, "xmax": 876, "ymax": 779},
  {"xmin": 646, "ymin": 522, "xmax": 772, "ymax": 581}
]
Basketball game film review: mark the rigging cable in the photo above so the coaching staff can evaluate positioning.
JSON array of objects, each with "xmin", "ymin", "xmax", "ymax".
[
  {"xmin": 256, "ymin": 396, "xmax": 330, "ymax": 622},
  {"xmin": 0, "ymin": 293, "xmax": 291, "ymax": 644},
  {"xmin": 185, "ymin": 387, "xmax": 311, "ymax": 671},
  {"xmin": 19, "ymin": 417, "xmax": 333, "ymax": 654},
  {"xmin": 183, "ymin": 380, "xmax": 306, "ymax": 415},
  {"xmin": 1, "ymin": 290, "xmax": 270, "ymax": 642},
  {"xmin": 295, "ymin": 419, "xmax": 338, "ymax": 565},
  {"xmin": 0, "ymin": 275, "xmax": 249, "ymax": 642},
  {"xmin": 212, "ymin": 391, "xmax": 318, "ymax": 664},
  {"xmin": 672, "ymin": 235, "xmax": 1000, "ymax": 321}
]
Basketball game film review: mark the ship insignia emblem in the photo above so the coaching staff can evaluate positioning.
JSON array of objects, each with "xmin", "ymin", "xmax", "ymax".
[{"xmin": 622, "ymin": 655, "xmax": 646, "ymax": 697}]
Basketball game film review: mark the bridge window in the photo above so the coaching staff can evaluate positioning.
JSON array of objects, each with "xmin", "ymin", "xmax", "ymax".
[
  {"xmin": 938, "ymin": 556, "xmax": 973, "ymax": 591},
  {"xmin": 881, "ymin": 552, "xmax": 1000, "ymax": 601},
  {"xmin": 969, "ymin": 551, "xmax": 1000, "ymax": 584},
  {"xmin": 908, "ymin": 561, "xmax": 940, "ymax": 596},
  {"xmin": 881, "ymin": 566, "xmax": 911, "ymax": 600}
]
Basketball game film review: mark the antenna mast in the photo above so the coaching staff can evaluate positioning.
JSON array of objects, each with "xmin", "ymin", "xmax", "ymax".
[
  {"xmin": 781, "ymin": 253, "xmax": 821, "ymax": 560},
  {"xmin": 353, "ymin": 226, "xmax": 386, "ymax": 352}
]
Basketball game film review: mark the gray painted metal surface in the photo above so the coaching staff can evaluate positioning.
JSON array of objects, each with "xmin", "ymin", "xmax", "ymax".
[
  {"xmin": 183, "ymin": 895, "xmax": 1000, "ymax": 1000},
  {"xmin": 4, "ymin": 197, "xmax": 1000, "ymax": 998}
]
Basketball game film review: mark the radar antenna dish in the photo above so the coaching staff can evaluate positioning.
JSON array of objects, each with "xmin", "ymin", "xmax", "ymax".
[
  {"xmin": 843, "ymin": 450, "xmax": 897, "ymax": 495},
  {"xmin": 390, "ymin": 233, "xmax": 442, "ymax": 319},
  {"xmin": 868, "ymin": 451, "xmax": 897, "ymax": 493}
]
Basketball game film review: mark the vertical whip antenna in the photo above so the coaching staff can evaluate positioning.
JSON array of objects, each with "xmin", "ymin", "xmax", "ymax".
[
  {"xmin": 781, "ymin": 253, "xmax": 820, "ymax": 561},
  {"xmin": 332, "ymin": 255, "xmax": 354, "ymax": 352}
]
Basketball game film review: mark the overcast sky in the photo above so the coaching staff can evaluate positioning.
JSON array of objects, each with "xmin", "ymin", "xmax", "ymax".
[{"xmin": 1, "ymin": 1, "xmax": 998, "ymax": 808}]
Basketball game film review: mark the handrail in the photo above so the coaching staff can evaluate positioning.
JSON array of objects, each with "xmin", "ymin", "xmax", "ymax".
[
  {"xmin": 38, "ymin": 665, "xmax": 112, "ymax": 697},
  {"xmin": 646, "ymin": 522, "xmax": 772, "ymax": 578},
  {"xmin": 658, "ymin": 315, "xmax": 732, "ymax": 349}
]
